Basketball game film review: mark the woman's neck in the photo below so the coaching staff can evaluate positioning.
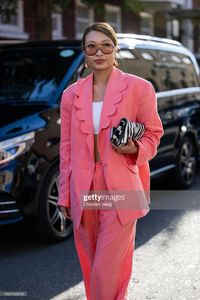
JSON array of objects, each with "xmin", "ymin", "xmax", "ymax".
[{"xmin": 93, "ymin": 67, "xmax": 113, "ymax": 86}]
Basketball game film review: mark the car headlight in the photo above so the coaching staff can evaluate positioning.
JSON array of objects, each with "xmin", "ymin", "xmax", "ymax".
[{"xmin": 0, "ymin": 132, "xmax": 35, "ymax": 166}]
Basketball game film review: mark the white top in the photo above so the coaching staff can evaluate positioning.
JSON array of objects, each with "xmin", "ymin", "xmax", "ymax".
[{"xmin": 92, "ymin": 101, "xmax": 103, "ymax": 134}]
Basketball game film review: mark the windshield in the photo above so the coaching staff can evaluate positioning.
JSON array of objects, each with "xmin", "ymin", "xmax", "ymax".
[{"xmin": 0, "ymin": 47, "xmax": 81, "ymax": 104}]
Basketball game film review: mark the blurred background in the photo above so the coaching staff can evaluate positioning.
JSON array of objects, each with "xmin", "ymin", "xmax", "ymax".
[{"xmin": 0, "ymin": 0, "xmax": 200, "ymax": 57}]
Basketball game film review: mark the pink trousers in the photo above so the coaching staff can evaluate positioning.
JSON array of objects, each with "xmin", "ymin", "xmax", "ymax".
[{"xmin": 73, "ymin": 161, "xmax": 137, "ymax": 300}]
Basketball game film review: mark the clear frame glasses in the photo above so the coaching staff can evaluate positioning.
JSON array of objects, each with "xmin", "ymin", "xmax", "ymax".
[{"xmin": 83, "ymin": 42, "xmax": 115, "ymax": 56}]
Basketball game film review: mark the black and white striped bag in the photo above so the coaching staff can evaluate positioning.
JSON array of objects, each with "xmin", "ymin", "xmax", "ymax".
[{"xmin": 110, "ymin": 118, "xmax": 145, "ymax": 147}]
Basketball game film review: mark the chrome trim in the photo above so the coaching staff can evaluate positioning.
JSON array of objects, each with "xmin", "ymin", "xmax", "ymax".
[
  {"xmin": 157, "ymin": 87, "xmax": 200, "ymax": 99},
  {"xmin": 0, "ymin": 209, "xmax": 20, "ymax": 213},
  {"xmin": 0, "ymin": 143, "xmax": 26, "ymax": 166},
  {"xmin": 150, "ymin": 164, "xmax": 176, "ymax": 177},
  {"xmin": 0, "ymin": 131, "xmax": 35, "ymax": 166},
  {"xmin": 0, "ymin": 201, "xmax": 16, "ymax": 205},
  {"xmin": 0, "ymin": 131, "xmax": 35, "ymax": 149}
]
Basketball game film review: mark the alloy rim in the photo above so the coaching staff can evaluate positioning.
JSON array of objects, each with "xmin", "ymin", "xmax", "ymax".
[
  {"xmin": 180, "ymin": 141, "xmax": 196, "ymax": 186},
  {"xmin": 47, "ymin": 173, "xmax": 72, "ymax": 236}
]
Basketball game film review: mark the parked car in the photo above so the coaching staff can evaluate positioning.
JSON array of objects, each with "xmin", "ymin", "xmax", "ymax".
[{"xmin": 0, "ymin": 34, "xmax": 200, "ymax": 242}]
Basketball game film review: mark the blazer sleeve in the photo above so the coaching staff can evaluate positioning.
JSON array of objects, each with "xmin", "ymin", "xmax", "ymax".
[
  {"xmin": 130, "ymin": 81, "xmax": 164, "ymax": 166},
  {"xmin": 57, "ymin": 85, "xmax": 74, "ymax": 207}
]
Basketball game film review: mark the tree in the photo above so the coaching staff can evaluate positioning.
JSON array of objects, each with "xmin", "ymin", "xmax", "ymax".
[
  {"xmin": 0, "ymin": 0, "xmax": 143, "ymax": 40},
  {"xmin": 82, "ymin": 0, "xmax": 143, "ymax": 13}
]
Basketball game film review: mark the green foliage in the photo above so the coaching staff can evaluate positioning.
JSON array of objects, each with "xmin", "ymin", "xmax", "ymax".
[
  {"xmin": 124, "ymin": 0, "xmax": 144, "ymax": 13},
  {"xmin": 0, "ymin": 0, "xmax": 144, "ymax": 19},
  {"xmin": 81, "ymin": 0, "xmax": 104, "ymax": 14},
  {"xmin": 52, "ymin": 0, "xmax": 71, "ymax": 9},
  {"xmin": 81, "ymin": 0, "xmax": 102, "ymax": 8},
  {"xmin": 77, "ymin": 0, "xmax": 144, "ymax": 14},
  {"xmin": 81, "ymin": 0, "xmax": 144, "ymax": 13}
]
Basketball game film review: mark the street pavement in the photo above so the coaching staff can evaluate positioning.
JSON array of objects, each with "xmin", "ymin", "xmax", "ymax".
[{"xmin": 0, "ymin": 169, "xmax": 200, "ymax": 300}]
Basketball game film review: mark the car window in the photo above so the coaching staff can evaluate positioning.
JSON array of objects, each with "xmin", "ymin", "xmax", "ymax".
[
  {"xmin": 0, "ymin": 47, "xmax": 81, "ymax": 104},
  {"xmin": 117, "ymin": 48, "xmax": 199, "ymax": 92}
]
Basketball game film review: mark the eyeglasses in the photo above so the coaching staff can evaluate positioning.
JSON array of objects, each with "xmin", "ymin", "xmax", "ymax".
[{"xmin": 83, "ymin": 42, "xmax": 115, "ymax": 56}]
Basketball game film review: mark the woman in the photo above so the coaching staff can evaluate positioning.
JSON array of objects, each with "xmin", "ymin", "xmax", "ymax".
[{"xmin": 58, "ymin": 22, "xmax": 164, "ymax": 300}]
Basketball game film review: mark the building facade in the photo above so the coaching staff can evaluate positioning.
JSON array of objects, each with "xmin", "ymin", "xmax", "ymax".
[
  {"xmin": 140, "ymin": 0, "xmax": 200, "ymax": 56},
  {"xmin": 0, "ymin": 0, "xmax": 199, "ymax": 55},
  {"xmin": 0, "ymin": 0, "xmax": 140, "ymax": 41}
]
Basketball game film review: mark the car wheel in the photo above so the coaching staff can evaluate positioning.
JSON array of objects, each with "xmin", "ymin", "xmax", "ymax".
[
  {"xmin": 35, "ymin": 163, "xmax": 73, "ymax": 243},
  {"xmin": 173, "ymin": 136, "xmax": 197, "ymax": 188}
]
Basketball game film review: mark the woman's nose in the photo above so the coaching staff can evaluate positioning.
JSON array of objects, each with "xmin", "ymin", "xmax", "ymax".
[{"xmin": 96, "ymin": 48, "xmax": 103, "ymax": 55}]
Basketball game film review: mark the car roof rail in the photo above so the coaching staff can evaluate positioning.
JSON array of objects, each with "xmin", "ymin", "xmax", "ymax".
[{"xmin": 116, "ymin": 33, "xmax": 182, "ymax": 47}]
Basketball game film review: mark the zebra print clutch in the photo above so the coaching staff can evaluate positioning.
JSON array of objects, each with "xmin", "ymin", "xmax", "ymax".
[{"xmin": 110, "ymin": 118, "xmax": 145, "ymax": 147}]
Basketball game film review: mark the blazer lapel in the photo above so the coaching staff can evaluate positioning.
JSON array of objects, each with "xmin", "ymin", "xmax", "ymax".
[
  {"xmin": 99, "ymin": 67, "xmax": 128, "ymax": 132},
  {"xmin": 74, "ymin": 74, "xmax": 94, "ymax": 159}
]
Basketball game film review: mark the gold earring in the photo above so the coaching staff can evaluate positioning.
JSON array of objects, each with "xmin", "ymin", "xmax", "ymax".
[{"xmin": 85, "ymin": 61, "xmax": 88, "ymax": 68}]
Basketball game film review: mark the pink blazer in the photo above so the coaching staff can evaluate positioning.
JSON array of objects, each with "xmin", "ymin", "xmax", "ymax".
[{"xmin": 58, "ymin": 67, "xmax": 164, "ymax": 230}]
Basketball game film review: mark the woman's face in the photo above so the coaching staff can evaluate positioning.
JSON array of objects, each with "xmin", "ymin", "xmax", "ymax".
[{"xmin": 83, "ymin": 30, "xmax": 117, "ymax": 71}]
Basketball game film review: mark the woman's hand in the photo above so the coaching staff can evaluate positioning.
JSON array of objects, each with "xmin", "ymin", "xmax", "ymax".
[
  {"xmin": 59, "ymin": 205, "xmax": 72, "ymax": 220},
  {"xmin": 111, "ymin": 138, "xmax": 139, "ymax": 154}
]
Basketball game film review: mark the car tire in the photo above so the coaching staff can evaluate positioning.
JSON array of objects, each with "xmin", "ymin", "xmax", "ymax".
[
  {"xmin": 172, "ymin": 136, "xmax": 197, "ymax": 189},
  {"xmin": 33, "ymin": 163, "xmax": 73, "ymax": 243}
]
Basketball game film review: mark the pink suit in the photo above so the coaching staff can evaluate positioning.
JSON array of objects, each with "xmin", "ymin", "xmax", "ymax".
[
  {"xmin": 58, "ymin": 67, "xmax": 164, "ymax": 299},
  {"xmin": 73, "ymin": 161, "xmax": 137, "ymax": 300}
]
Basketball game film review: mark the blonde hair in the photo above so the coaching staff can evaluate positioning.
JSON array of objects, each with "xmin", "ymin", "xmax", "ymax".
[{"xmin": 82, "ymin": 22, "xmax": 118, "ymax": 67}]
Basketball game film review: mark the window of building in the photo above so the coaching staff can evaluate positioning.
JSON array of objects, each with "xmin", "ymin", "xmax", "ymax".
[
  {"xmin": 140, "ymin": 12, "xmax": 154, "ymax": 36},
  {"xmin": 52, "ymin": 6, "xmax": 64, "ymax": 40},
  {"xmin": 172, "ymin": 19, "xmax": 180, "ymax": 37},
  {"xmin": 75, "ymin": 0, "xmax": 94, "ymax": 39},
  {"xmin": 0, "ymin": 0, "xmax": 28, "ymax": 40},
  {"xmin": 104, "ymin": 4, "xmax": 121, "ymax": 33}
]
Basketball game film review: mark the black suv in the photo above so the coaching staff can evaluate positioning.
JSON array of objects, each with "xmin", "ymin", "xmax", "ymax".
[{"xmin": 0, "ymin": 35, "xmax": 200, "ymax": 242}]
